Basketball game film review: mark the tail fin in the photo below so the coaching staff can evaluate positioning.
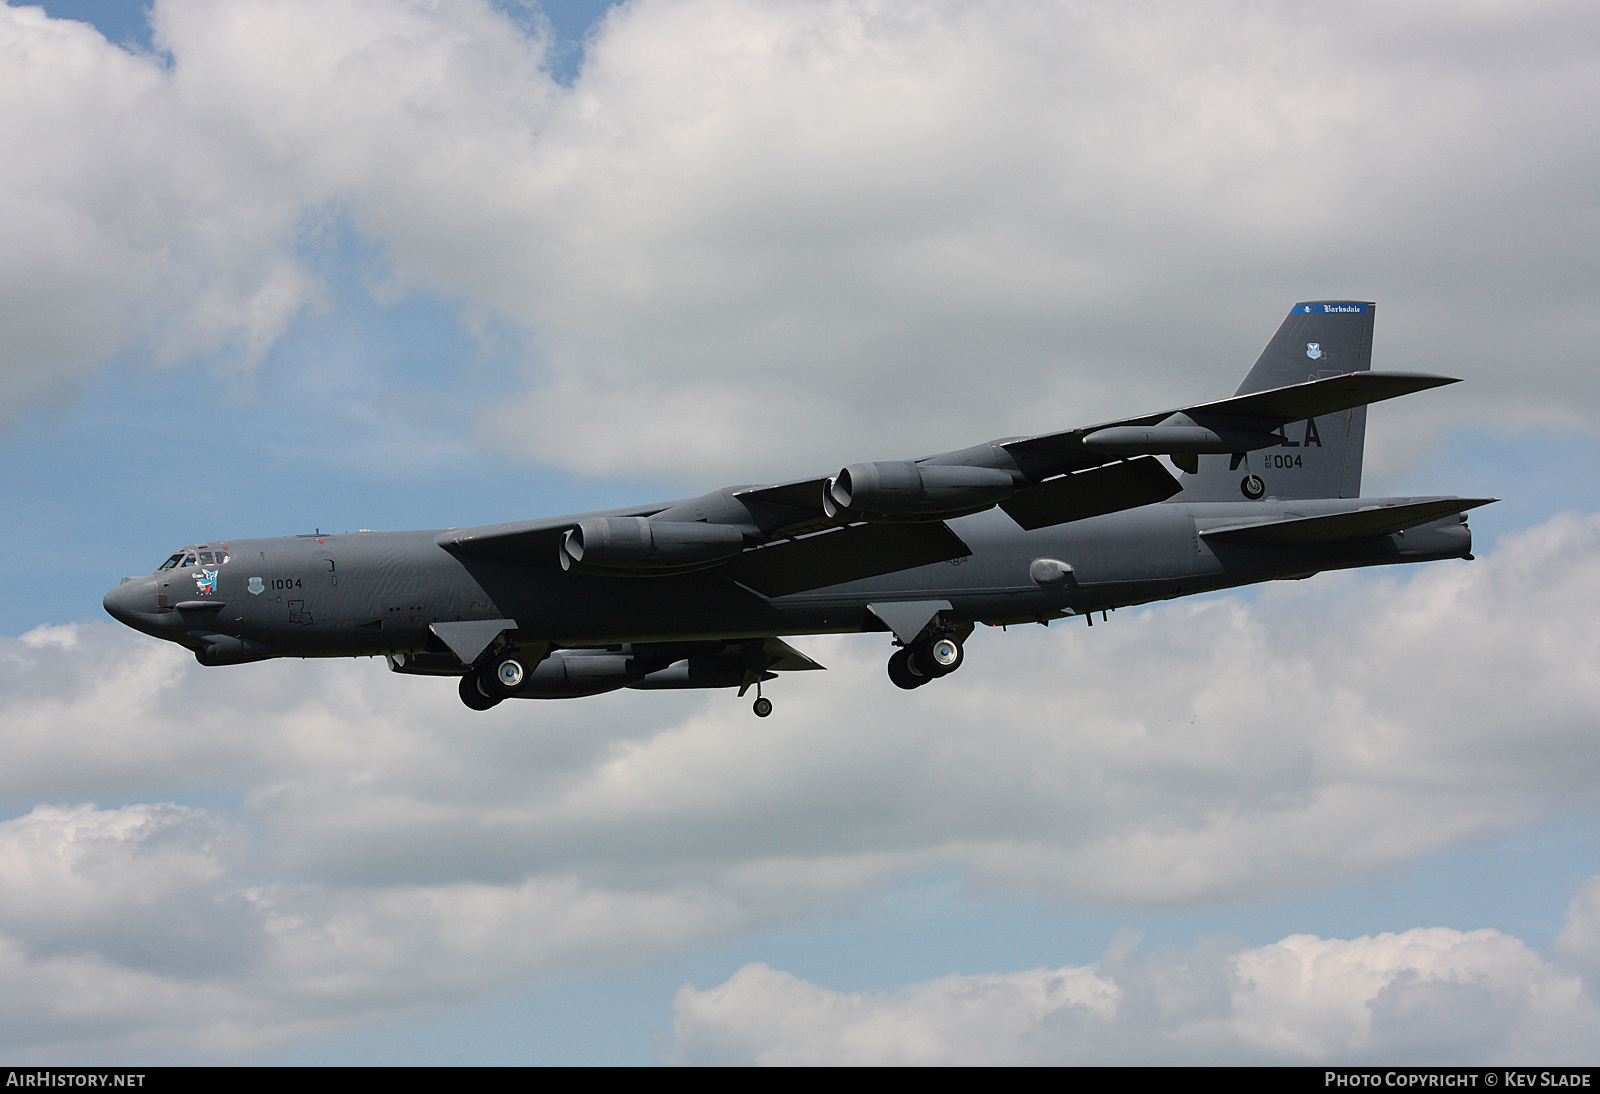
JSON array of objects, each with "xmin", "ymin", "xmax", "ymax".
[{"xmin": 1178, "ymin": 301, "xmax": 1375, "ymax": 501}]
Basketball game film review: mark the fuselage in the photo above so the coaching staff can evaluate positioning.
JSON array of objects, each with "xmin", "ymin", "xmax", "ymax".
[{"xmin": 103, "ymin": 494, "xmax": 1473, "ymax": 667}]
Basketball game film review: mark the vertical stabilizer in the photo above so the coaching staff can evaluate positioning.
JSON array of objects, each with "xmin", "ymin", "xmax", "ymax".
[{"xmin": 1178, "ymin": 301, "xmax": 1375, "ymax": 501}]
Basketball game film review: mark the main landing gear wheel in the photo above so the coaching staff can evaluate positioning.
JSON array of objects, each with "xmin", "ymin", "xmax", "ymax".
[
  {"xmin": 924, "ymin": 634, "xmax": 964, "ymax": 676},
  {"xmin": 460, "ymin": 652, "xmax": 532, "ymax": 709},
  {"xmin": 459, "ymin": 670, "xmax": 501, "ymax": 711},
  {"xmin": 752, "ymin": 696, "xmax": 773, "ymax": 718},
  {"xmin": 474, "ymin": 655, "xmax": 528, "ymax": 703},
  {"xmin": 909, "ymin": 633, "xmax": 963, "ymax": 679},
  {"xmin": 887, "ymin": 647, "xmax": 931, "ymax": 690},
  {"xmin": 890, "ymin": 632, "xmax": 965, "ymax": 689}
]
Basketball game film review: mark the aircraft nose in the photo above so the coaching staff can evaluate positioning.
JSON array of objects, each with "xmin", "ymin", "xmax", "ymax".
[{"xmin": 103, "ymin": 577, "xmax": 149, "ymax": 627}]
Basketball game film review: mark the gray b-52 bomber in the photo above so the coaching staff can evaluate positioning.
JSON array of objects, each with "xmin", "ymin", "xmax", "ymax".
[{"xmin": 105, "ymin": 302, "xmax": 1491, "ymax": 717}]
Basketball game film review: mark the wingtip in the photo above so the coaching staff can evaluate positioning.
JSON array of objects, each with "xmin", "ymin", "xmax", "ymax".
[{"xmin": 1364, "ymin": 370, "xmax": 1461, "ymax": 385}]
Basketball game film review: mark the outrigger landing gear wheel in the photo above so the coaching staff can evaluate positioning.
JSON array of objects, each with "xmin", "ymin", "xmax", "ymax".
[
  {"xmin": 459, "ymin": 669, "xmax": 501, "ymax": 711},
  {"xmin": 752, "ymin": 696, "xmax": 773, "ymax": 718}
]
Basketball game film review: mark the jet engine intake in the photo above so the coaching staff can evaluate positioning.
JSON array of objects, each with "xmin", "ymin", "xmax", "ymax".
[
  {"xmin": 824, "ymin": 462, "xmax": 1014, "ymax": 522},
  {"xmin": 560, "ymin": 517, "xmax": 746, "ymax": 573}
]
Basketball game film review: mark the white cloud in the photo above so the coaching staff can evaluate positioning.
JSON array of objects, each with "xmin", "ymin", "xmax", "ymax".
[
  {"xmin": 663, "ymin": 921, "xmax": 1600, "ymax": 1064},
  {"xmin": 0, "ymin": 800, "xmax": 755, "ymax": 1059},
  {"xmin": 1554, "ymin": 877, "xmax": 1600, "ymax": 999},
  {"xmin": 0, "ymin": 4, "xmax": 322, "ymax": 411},
  {"xmin": 1, "ymin": 512, "xmax": 1598, "ymax": 1056},
  {"xmin": 5, "ymin": 0, "xmax": 1599, "ymax": 477}
]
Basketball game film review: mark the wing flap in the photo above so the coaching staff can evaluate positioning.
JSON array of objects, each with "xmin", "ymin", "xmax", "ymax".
[
  {"xmin": 721, "ymin": 522, "xmax": 971, "ymax": 598},
  {"xmin": 999, "ymin": 457, "xmax": 1181, "ymax": 531},
  {"xmin": 1201, "ymin": 497, "xmax": 1496, "ymax": 546}
]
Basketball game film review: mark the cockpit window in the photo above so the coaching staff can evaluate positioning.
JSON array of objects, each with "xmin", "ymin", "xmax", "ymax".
[
  {"xmin": 158, "ymin": 553, "xmax": 184, "ymax": 571},
  {"xmin": 180, "ymin": 553, "xmax": 197, "ymax": 567},
  {"xmin": 199, "ymin": 552, "xmax": 215, "ymax": 565}
]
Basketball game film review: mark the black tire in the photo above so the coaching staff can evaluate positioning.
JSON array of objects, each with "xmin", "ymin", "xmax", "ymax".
[
  {"xmin": 887, "ymin": 647, "xmax": 928, "ymax": 690},
  {"xmin": 752, "ymin": 696, "xmax": 773, "ymax": 718},
  {"xmin": 1240, "ymin": 474, "xmax": 1265, "ymax": 500},
  {"xmin": 459, "ymin": 670, "xmax": 500, "ymax": 711}
]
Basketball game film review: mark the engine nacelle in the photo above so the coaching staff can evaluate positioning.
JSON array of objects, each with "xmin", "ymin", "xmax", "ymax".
[
  {"xmin": 559, "ymin": 517, "xmax": 746, "ymax": 573},
  {"xmin": 823, "ymin": 461, "xmax": 1014, "ymax": 522}
]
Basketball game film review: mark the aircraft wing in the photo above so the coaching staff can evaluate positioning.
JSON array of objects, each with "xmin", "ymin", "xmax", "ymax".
[
  {"xmin": 436, "ymin": 504, "xmax": 667, "ymax": 563},
  {"xmin": 998, "ymin": 457, "xmax": 1181, "ymax": 531},
  {"xmin": 1006, "ymin": 371, "xmax": 1459, "ymax": 459},
  {"xmin": 721, "ymin": 522, "xmax": 972, "ymax": 598},
  {"xmin": 438, "ymin": 498, "xmax": 972, "ymax": 597},
  {"xmin": 1185, "ymin": 371, "xmax": 1457, "ymax": 424},
  {"xmin": 732, "ymin": 478, "xmax": 837, "ymax": 538},
  {"xmin": 438, "ymin": 369, "xmax": 1455, "ymax": 586}
]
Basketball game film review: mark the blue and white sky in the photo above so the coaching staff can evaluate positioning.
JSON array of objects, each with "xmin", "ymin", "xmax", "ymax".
[{"xmin": 3, "ymin": 0, "xmax": 1600, "ymax": 1065}]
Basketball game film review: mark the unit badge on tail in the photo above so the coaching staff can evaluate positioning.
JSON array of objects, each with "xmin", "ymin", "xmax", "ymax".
[{"xmin": 1306, "ymin": 342, "xmax": 1323, "ymax": 359}]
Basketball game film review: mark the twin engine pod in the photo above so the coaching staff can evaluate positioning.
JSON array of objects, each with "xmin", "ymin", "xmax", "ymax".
[
  {"xmin": 823, "ymin": 461, "xmax": 1015, "ymax": 522},
  {"xmin": 560, "ymin": 516, "xmax": 747, "ymax": 574}
]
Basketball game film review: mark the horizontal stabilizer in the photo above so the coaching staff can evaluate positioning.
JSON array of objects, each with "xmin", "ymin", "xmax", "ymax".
[
  {"xmin": 1201, "ymin": 498, "xmax": 1496, "ymax": 546},
  {"xmin": 999, "ymin": 457, "xmax": 1181, "ymax": 531},
  {"xmin": 721, "ymin": 522, "xmax": 971, "ymax": 598}
]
